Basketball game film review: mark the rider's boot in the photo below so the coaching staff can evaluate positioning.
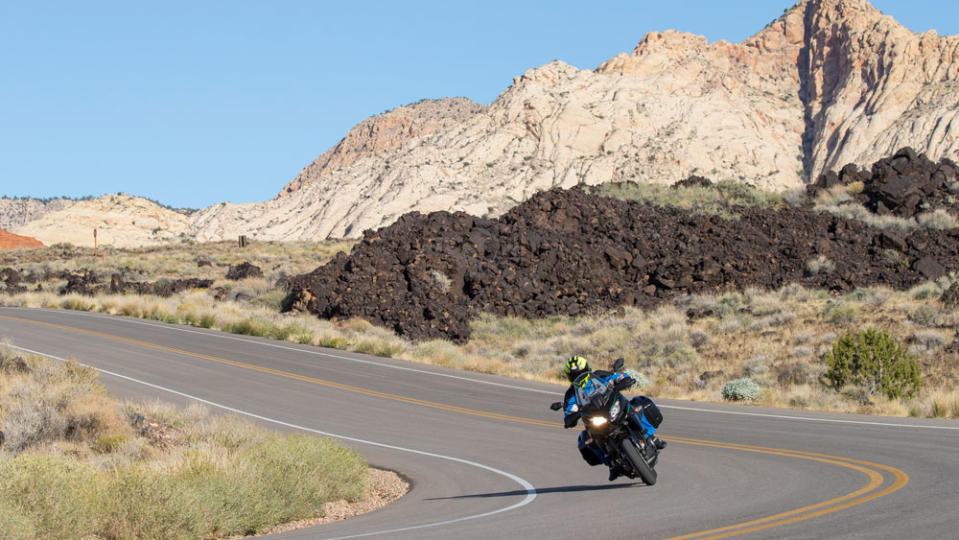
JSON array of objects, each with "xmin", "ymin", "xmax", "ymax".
[
  {"xmin": 608, "ymin": 466, "xmax": 623, "ymax": 482},
  {"xmin": 651, "ymin": 435, "xmax": 667, "ymax": 450}
]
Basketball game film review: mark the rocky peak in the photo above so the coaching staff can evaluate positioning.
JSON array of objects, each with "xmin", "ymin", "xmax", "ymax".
[
  {"xmin": 797, "ymin": 0, "xmax": 959, "ymax": 175},
  {"xmin": 276, "ymin": 97, "xmax": 486, "ymax": 198}
]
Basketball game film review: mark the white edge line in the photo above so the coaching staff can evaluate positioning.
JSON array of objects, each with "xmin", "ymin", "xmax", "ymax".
[
  {"xmin": 8, "ymin": 308, "xmax": 959, "ymax": 431},
  {"xmin": 6, "ymin": 344, "xmax": 538, "ymax": 539},
  {"xmin": 658, "ymin": 404, "xmax": 959, "ymax": 431}
]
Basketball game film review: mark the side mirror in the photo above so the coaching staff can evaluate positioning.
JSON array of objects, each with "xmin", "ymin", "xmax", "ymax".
[
  {"xmin": 612, "ymin": 357, "xmax": 625, "ymax": 371},
  {"xmin": 549, "ymin": 402, "xmax": 563, "ymax": 411}
]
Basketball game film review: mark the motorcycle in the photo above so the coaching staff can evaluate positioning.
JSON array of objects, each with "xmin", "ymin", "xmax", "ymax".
[{"xmin": 550, "ymin": 358, "xmax": 662, "ymax": 485}]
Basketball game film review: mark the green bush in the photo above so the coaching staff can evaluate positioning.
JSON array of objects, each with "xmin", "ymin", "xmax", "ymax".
[
  {"xmin": 721, "ymin": 378, "xmax": 761, "ymax": 401},
  {"xmin": 825, "ymin": 328, "xmax": 921, "ymax": 399}
]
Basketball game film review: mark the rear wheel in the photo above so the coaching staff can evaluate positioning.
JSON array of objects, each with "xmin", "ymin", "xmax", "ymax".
[{"xmin": 620, "ymin": 438, "xmax": 657, "ymax": 486}]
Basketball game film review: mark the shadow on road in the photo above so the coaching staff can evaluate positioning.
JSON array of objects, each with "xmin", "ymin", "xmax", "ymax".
[{"xmin": 426, "ymin": 483, "xmax": 643, "ymax": 501}]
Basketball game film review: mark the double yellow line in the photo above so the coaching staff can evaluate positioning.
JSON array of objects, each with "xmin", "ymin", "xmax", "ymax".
[
  {"xmin": 661, "ymin": 437, "xmax": 908, "ymax": 539},
  {"xmin": 0, "ymin": 313, "xmax": 910, "ymax": 538}
]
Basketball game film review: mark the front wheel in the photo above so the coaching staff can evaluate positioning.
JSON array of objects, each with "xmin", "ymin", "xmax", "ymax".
[{"xmin": 620, "ymin": 438, "xmax": 657, "ymax": 486}]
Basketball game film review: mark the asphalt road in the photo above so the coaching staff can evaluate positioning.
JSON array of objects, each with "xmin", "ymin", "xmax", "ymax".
[{"xmin": 2, "ymin": 307, "xmax": 958, "ymax": 539}]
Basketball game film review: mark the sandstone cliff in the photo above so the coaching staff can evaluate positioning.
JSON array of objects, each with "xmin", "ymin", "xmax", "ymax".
[{"xmin": 12, "ymin": 194, "xmax": 191, "ymax": 248}]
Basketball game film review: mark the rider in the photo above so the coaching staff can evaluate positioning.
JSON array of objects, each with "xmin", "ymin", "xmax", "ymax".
[{"xmin": 562, "ymin": 354, "xmax": 666, "ymax": 481}]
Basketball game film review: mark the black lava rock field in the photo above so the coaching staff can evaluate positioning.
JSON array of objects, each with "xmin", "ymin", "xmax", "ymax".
[{"xmin": 285, "ymin": 148, "xmax": 959, "ymax": 343}]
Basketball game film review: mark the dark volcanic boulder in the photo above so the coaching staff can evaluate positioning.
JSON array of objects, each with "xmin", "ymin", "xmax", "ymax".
[
  {"xmin": 60, "ymin": 271, "xmax": 101, "ymax": 295},
  {"xmin": 226, "ymin": 262, "xmax": 263, "ymax": 280},
  {"xmin": 809, "ymin": 147, "xmax": 959, "ymax": 219}
]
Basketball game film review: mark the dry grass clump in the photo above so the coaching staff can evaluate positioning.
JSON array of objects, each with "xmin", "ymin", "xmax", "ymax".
[
  {"xmin": 0, "ymin": 348, "xmax": 369, "ymax": 539},
  {"xmin": 813, "ymin": 183, "xmax": 959, "ymax": 232},
  {"xmin": 592, "ymin": 179, "xmax": 783, "ymax": 217}
]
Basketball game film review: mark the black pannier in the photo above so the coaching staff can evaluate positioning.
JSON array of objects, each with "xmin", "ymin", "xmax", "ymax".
[{"xmin": 631, "ymin": 395, "xmax": 663, "ymax": 428}]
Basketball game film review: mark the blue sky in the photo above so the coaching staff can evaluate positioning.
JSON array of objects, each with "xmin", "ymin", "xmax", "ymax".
[{"xmin": 1, "ymin": 1, "xmax": 955, "ymax": 209}]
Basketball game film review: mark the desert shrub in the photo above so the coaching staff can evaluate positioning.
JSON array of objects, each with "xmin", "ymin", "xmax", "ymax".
[
  {"xmin": 353, "ymin": 338, "xmax": 404, "ymax": 358},
  {"xmin": 929, "ymin": 397, "xmax": 949, "ymax": 418},
  {"xmin": 916, "ymin": 209, "xmax": 959, "ymax": 230},
  {"xmin": 805, "ymin": 255, "xmax": 835, "ymax": 275},
  {"xmin": 722, "ymin": 378, "xmax": 761, "ymax": 401},
  {"xmin": 825, "ymin": 328, "xmax": 920, "ymax": 399},
  {"xmin": 776, "ymin": 360, "xmax": 825, "ymax": 385},
  {"xmin": 908, "ymin": 304, "xmax": 940, "ymax": 326},
  {"xmin": 413, "ymin": 340, "xmax": 468, "ymax": 366},
  {"xmin": 317, "ymin": 334, "xmax": 349, "ymax": 350},
  {"xmin": 713, "ymin": 179, "xmax": 782, "ymax": 208},
  {"xmin": 638, "ymin": 341, "xmax": 698, "ymax": 368},
  {"xmin": 908, "ymin": 330, "xmax": 947, "ymax": 355},
  {"xmin": 199, "ymin": 313, "xmax": 217, "ymax": 328},
  {"xmin": 688, "ymin": 329, "xmax": 710, "ymax": 348},
  {"xmin": 717, "ymin": 318, "xmax": 743, "ymax": 333},
  {"xmin": 623, "ymin": 369, "xmax": 650, "ymax": 389},
  {"xmin": 1, "ymin": 380, "xmax": 67, "ymax": 452},
  {"xmin": 823, "ymin": 302, "xmax": 857, "ymax": 324},
  {"xmin": 742, "ymin": 355, "xmax": 771, "ymax": 377},
  {"xmin": 714, "ymin": 293, "xmax": 746, "ymax": 318}
]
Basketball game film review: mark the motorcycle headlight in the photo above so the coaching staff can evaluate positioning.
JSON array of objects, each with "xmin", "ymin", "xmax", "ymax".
[
  {"xmin": 589, "ymin": 416, "xmax": 608, "ymax": 427},
  {"xmin": 609, "ymin": 400, "xmax": 622, "ymax": 420}
]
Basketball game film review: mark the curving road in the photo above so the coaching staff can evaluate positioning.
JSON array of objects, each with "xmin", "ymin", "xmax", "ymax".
[{"xmin": 2, "ymin": 307, "xmax": 958, "ymax": 539}]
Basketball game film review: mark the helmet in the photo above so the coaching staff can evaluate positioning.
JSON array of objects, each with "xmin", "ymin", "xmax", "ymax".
[{"xmin": 564, "ymin": 355, "xmax": 590, "ymax": 382}]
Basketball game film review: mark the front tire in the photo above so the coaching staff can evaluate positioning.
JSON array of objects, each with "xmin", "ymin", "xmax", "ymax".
[{"xmin": 620, "ymin": 438, "xmax": 657, "ymax": 486}]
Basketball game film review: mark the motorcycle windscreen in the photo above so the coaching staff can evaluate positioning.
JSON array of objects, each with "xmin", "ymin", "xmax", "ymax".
[{"xmin": 572, "ymin": 373, "xmax": 612, "ymax": 409}]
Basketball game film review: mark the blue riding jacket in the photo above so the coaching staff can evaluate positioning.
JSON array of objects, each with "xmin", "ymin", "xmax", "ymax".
[{"xmin": 563, "ymin": 370, "xmax": 656, "ymax": 436}]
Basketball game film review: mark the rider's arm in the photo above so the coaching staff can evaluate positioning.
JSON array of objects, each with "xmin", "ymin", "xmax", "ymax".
[{"xmin": 563, "ymin": 393, "xmax": 580, "ymax": 428}]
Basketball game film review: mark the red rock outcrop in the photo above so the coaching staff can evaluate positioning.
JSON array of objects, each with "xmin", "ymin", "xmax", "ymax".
[{"xmin": 0, "ymin": 229, "xmax": 44, "ymax": 250}]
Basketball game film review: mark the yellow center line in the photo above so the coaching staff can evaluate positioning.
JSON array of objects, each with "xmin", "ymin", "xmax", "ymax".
[
  {"xmin": 0, "ymin": 313, "xmax": 911, "ymax": 538},
  {"xmin": 0, "ymin": 314, "xmax": 558, "ymax": 428},
  {"xmin": 662, "ymin": 437, "xmax": 887, "ymax": 539}
]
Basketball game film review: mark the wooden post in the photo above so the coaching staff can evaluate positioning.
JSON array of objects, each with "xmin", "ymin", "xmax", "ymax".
[
  {"xmin": 93, "ymin": 228, "xmax": 98, "ymax": 258},
  {"xmin": 238, "ymin": 235, "xmax": 248, "ymax": 248}
]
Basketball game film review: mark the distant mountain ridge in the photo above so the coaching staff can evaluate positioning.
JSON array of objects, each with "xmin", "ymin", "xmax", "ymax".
[
  {"xmin": 5, "ymin": 0, "xmax": 959, "ymax": 246},
  {"xmin": 8, "ymin": 194, "xmax": 191, "ymax": 248},
  {"xmin": 186, "ymin": 0, "xmax": 959, "ymax": 242}
]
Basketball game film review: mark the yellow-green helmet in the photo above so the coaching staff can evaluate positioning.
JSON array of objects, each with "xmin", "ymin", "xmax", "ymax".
[{"xmin": 564, "ymin": 355, "xmax": 590, "ymax": 382}]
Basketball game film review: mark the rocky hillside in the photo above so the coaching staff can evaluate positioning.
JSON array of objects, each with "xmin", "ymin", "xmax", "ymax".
[
  {"xmin": 284, "ymin": 149, "xmax": 959, "ymax": 343},
  {"xmin": 0, "ymin": 197, "xmax": 74, "ymax": 230},
  {"xmin": 11, "ymin": 194, "xmax": 191, "ymax": 248},
  {"xmin": 189, "ymin": 0, "xmax": 959, "ymax": 242},
  {"xmin": 0, "ymin": 229, "xmax": 44, "ymax": 250}
]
